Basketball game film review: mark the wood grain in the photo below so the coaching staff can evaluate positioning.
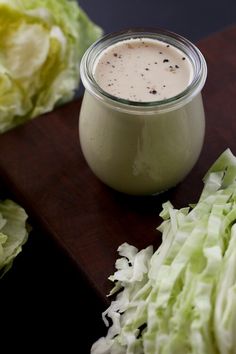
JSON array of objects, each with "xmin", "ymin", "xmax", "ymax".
[{"xmin": 0, "ymin": 26, "xmax": 235, "ymax": 301}]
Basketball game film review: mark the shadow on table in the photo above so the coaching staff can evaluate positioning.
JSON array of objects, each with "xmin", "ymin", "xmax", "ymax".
[{"xmin": 0, "ymin": 226, "xmax": 106, "ymax": 353}]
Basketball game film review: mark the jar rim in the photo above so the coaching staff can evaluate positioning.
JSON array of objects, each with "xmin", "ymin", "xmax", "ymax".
[{"xmin": 80, "ymin": 28, "xmax": 207, "ymax": 113}]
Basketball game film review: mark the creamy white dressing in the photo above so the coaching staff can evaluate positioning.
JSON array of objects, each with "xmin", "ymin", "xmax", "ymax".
[
  {"xmin": 79, "ymin": 32, "xmax": 206, "ymax": 195},
  {"xmin": 93, "ymin": 38, "xmax": 193, "ymax": 102}
]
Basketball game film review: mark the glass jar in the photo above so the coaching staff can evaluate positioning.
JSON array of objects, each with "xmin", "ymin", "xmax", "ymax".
[{"xmin": 79, "ymin": 29, "xmax": 207, "ymax": 195}]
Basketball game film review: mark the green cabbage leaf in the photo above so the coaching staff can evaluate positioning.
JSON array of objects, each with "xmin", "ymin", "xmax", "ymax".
[
  {"xmin": 0, "ymin": 0, "xmax": 102, "ymax": 132},
  {"xmin": 0, "ymin": 199, "xmax": 29, "ymax": 277},
  {"xmin": 91, "ymin": 149, "xmax": 236, "ymax": 354}
]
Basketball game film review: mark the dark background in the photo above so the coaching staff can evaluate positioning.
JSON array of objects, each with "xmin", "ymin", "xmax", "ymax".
[
  {"xmin": 79, "ymin": 0, "xmax": 236, "ymax": 42},
  {"xmin": 1, "ymin": 1, "xmax": 235, "ymax": 353}
]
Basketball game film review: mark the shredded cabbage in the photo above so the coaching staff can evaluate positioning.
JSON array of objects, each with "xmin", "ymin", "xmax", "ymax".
[
  {"xmin": 0, "ymin": 0, "xmax": 102, "ymax": 132},
  {"xmin": 91, "ymin": 149, "xmax": 236, "ymax": 354}
]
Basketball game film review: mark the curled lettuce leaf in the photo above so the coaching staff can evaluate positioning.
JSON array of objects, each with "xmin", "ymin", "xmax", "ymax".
[
  {"xmin": 92, "ymin": 149, "xmax": 236, "ymax": 354},
  {"xmin": 0, "ymin": 0, "xmax": 102, "ymax": 132},
  {"xmin": 0, "ymin": 199, "xmax": 29, "ymax": 277}
]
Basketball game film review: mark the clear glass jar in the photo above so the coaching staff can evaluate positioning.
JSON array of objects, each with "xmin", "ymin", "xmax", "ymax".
[{"xmin": 79, "ymin": 29, "xmax": 207, "ymax": 195}]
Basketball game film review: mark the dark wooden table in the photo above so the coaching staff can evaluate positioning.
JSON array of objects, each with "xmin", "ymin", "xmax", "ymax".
[{"xmin": 0, "ymin": 25, "xmax": 235, "ymax": 303}]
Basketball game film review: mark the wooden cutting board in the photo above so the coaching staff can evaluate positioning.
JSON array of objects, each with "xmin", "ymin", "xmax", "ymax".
[{"xmin": 0, "ymin": 25, "xmax": 235, "ymax": 302}]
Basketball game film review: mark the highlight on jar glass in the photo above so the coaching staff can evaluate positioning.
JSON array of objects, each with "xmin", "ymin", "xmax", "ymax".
[{"xmin": 79, "ymin": 28, "xmax": 207, "ymax": 196}]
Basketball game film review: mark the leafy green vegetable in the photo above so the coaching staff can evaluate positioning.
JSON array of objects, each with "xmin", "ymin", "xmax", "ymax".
[
  {"xmin": 91, "ymin": 149, "xmax": 236, "ymax": 354},
  {"xmin": 0, "ymin": 0, "xmax": 102, "ymax": 132},
  {"xmin": 0, "ymin": 199, "xmax": 29, "ymax": 277}
]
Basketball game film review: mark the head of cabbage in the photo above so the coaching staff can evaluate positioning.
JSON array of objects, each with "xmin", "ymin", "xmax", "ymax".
[{"xmin": 0, "ymin": 0, "xmax": 102, "ymax": 133}]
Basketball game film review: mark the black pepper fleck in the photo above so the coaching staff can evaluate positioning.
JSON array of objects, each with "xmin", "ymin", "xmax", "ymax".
[
  {"xmin": 149, "ymin": 89, "xmax": 157, "ymax": 94},
  {"xmin": 166, "ymin": 44, "xmax": 170, "ymax": 48},
  {"xmin": 113, "ymin": 53, "xmax": 118, "ymax": 57},
  {"xmin": 182, "ymin": 57, "xmax": 186, "ymax": 60},
  {"xmin": 163, "ymin": 59, "xmax": 169, "ymax": 63},
  {"xmin": 106, "ymin": 61, "xmax": 110, "ymax": 64},
  {"xmin": 175, "ymin": 65, "xmax": 179, "ymax": 68},
  {"xmin": 145, "ymin": 68, "xmax": 149, "ymax": 71}
]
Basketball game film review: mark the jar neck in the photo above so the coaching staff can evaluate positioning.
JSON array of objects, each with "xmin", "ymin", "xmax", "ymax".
[{"xmin": 80, "ymin": 28, "xmax": 207, "ymax": 114}]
